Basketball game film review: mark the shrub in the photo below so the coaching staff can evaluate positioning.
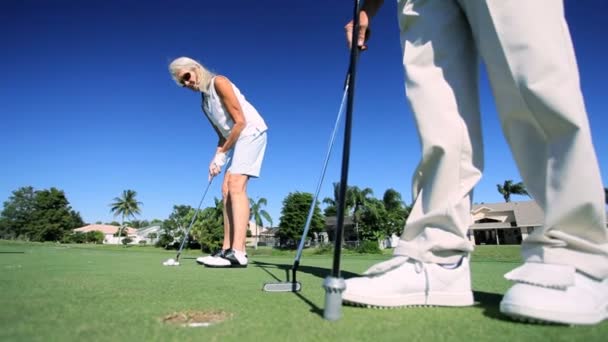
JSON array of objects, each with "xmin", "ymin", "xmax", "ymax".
[
  {"xmin": 85, "ymin": 231, "xmax": 104, "ymax": 244},
  {"xmin": 71, "ymin": 232, "xmax": 87, "ymax": 244},
  {"xmin": 355, "ymin": 240, "xmax": 382, "ymax": 254},
  {"xmin": 312, "ymin": 243, "xmax": 333, "ymax": 255},
  {"xmin": 155, "ymin": 233, "xmax": 174, "ymax": 249},
  {"xmin": 121, "ymin": 237, "xmax": 133, "ymax": 245}
]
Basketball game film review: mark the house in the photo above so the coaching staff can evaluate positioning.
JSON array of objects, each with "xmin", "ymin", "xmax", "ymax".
[
  {"xmin": 136, "ymin": 225, "xmax": 163, "ymax": 245},
  {"xmin": 246, "ymin": 221, "xmax": 273, "ymax": 247},
  {"xmin": 73, "ymin": 224, "xmax": 137, "ymax": 245},
  {"xmin": 256, "ymin": 226, "xmax": 279, "ymax": 247},
  {"xmin": 469, "ymin": 201, "xmax": 608, "ymax": 245},
  {"xmin": 324, "ymin": 216, "xmax": 356, "ymax": 243},
  {"xmin": 470, "ymin": 201, "xmax": 543, "ymax": 245}
]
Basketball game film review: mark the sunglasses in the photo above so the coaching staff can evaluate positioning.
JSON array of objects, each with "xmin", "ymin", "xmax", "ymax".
[{"xmin": 179, "ymin": 72, "xmax": 191, "ymax": 86}]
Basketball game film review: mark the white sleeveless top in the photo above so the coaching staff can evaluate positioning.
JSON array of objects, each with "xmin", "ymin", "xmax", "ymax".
[{"xmin": 201, "ymin": 76, "xmax": 268, "ymax": 138}]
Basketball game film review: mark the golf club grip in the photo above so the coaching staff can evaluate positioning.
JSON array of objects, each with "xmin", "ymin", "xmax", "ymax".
[{"xmin": 332, "ymin": 0, "xmax": 361, "ymax": 278}]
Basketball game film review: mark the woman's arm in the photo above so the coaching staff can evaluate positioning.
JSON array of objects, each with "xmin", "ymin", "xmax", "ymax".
[
  {"xmin": 203, "ymin": 113, "xmax": 227, "ymax": 150},
  {"xmin": 214, "ymin": 76, "xmax": 246, "ymax": 153}
]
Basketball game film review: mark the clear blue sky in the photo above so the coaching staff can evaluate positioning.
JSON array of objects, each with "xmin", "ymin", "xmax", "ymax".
[{"xmin": 1, "ymin": 0, "xmax": 606, "ymax": 225}]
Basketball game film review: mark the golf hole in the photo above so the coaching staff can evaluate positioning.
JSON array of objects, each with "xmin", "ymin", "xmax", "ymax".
[{"xmin": 161, "ymin": 310, "xmax": 231, "ymax": 328}]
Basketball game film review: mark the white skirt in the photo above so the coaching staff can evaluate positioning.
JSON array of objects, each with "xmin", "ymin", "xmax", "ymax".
[{"xmin": 227, "ymin": 128, "xmax": 267, "ymax": 178}]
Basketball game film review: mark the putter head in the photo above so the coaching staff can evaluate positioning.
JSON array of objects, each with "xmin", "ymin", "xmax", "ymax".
[{"xmin": 262, "ymin": 281, "xmax": 302, "ymax": 292}]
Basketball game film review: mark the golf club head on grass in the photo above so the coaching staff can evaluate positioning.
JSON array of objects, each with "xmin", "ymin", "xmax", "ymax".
[
  {"xmin": 262, "ymin": 281, "xmax": 302, "ymax": 292},
  {"xmin": 163, "ymin": 258, "xmax": 180, "ymax": 266}
]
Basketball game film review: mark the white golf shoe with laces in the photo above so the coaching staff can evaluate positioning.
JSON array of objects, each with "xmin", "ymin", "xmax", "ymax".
[
  {"xmin": 342, "ymin": 256, "xmax": 474, "ymax": 308},
  {"xmin": 500, "ymin": 262, "xmax": 608, "ymax": 325}
]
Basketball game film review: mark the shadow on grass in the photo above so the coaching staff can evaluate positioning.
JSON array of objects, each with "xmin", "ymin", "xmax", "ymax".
[
  {"xmin": 474, "ymin": 291, "xmax": 572, "ymax": 326},
  {"xmin": 0, "ymin": 251, "xmax": 25, "ymax": 254},
  {"xmin": 474, "ymin": 291, "xmax": 509, "ymax": 322},
  {"xmin": 252, "ymin": 260, "xmax": 360, "ymax": 318},
  {"xmin": 251, "ymin": 260, "xmax": 359, "ymax": 281}
]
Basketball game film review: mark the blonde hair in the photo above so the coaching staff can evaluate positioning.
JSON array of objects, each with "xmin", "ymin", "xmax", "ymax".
[{"xmin": 168, "ymin": 56, "xmax": 215, "ymax": 93}]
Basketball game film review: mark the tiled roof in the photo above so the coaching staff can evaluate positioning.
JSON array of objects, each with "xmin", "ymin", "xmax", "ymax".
[
  {"xmin": 472, "ymin": 201, "xmax": 543, "ymax": 226},
  {"xmin": 74, "ymin": 224, "xmax": 137, "ymax": 235}
]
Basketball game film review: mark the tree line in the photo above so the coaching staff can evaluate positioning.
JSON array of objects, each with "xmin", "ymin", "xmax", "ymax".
[{"xmin": 2, "ymin": 182, "xmax": 605, "ymax": 249}]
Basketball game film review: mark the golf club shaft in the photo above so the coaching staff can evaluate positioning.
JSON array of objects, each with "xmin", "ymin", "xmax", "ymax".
[
  {"xmin": 332, "ymin": 0, "xmax": 361, "ymax": 278},
  {"xmin": 175, "ymin": 178, "xmax": 214, "ymax": 261},
  {"xmin": 293, "ymin": 78, "xmax": 350, "ymax": 267}
]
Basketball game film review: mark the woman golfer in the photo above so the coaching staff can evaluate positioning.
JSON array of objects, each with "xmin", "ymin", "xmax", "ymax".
[{"xmin": 169, "ymin": 56, "xmax": 268, "ymax": 268}]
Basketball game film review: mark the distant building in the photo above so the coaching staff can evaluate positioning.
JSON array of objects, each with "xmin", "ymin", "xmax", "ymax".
[
  {"xmin": 323, "ymin": 200, "xmax": 606, "ymax": 246},
  {"xmin": 324, "ymin": 216, "xmax": 356, "ymax": 242},
  {"xmin": 136, "ymin": 225, "xmax": 163, "ymax": 245},
  {"xmin": 73, "ymin": 224, "xmax": 137, "ymax": 245},
  {"xmin": 469, "ymin": 201, "xmax": 543, "ymax": 245},
  {"xmin": 470, "ymin": 201, "xmax": 608, "ymax": 245}
]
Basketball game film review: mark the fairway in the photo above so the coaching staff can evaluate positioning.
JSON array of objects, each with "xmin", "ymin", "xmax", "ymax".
[{"xmin": 1, "ymin": 241, "xmax": 606, "ymax": 341}]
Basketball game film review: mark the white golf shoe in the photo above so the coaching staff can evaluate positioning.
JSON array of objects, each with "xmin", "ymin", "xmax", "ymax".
[
  {"xmin": 203, "ymin": 249, "xmax": 248, "ymax": 268},
  {"xmin": 196, "ymin": 249, "xmax": 227, "ymax": 265},
  {"xmin": 342, "ymin": 256, "xmax": 474, "ymax": 308},
  {"xmin": 500, "ymin": 262, "xmax": 608, "ymax": 325}
]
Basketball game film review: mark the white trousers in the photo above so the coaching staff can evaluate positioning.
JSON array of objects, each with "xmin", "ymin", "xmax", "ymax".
[{"xmin": 393, "ymin": 0, "xmax": 608, "ymax": 279}]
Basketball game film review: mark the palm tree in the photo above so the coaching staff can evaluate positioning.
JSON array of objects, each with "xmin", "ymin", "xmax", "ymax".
[
  {"xmin": 382, "ymin": 189, "xmax": 404, "ymax": 212},
  {"xmin": 496, "ymin": 180, "xmax": 529, "ymax": 203},
  {"xmin": 249, "ymin": 197, "xmax": 273, "ymax": 249},
  {"xmin": 323, "ymin": 182, "xmax": 354, "ymax": 217},
  {"xmin": 109, "ymin": 190, "xmax": 142, "ymax": 244},
  {"xmin": 349, "ymin": 186, "xmax": 374, "ymax": 245}
]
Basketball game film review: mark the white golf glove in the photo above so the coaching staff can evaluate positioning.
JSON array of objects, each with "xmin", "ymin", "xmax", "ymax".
[{"xmin": 209, "ymin": 152, "xmax": 227, "ymax": 180}]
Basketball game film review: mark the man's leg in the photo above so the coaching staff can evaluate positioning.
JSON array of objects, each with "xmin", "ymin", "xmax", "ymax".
[
  {"xmin": 461, "ymin": 0, "xmax": 608, "ymax": 324},
  {"xmin": 394, "ymin": 0, "xmax": 483, "ymax": 264},
  {"xmin": 343, "ymin": 0, "xmax": 482, "ymax": 307}
]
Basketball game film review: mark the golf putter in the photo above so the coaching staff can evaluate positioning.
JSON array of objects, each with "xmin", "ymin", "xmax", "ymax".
[
  {"xmin": 262, "ymin": 74, "xmax": 350, "ymax": 292},
  {"xmin": 163, "ymin": 177, "xmax": 214, "ymax": 266},
  {"xmin": 323, "ymin": 0, "xmax": 362, "ymax": 321}
]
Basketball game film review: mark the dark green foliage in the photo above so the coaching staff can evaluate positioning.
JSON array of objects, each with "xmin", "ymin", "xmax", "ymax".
[
  {"xmin": 354, "ymin": 240, "xmax": 382, "ymax": 254},
  {"xmin": 85, "ymin": 231, "xmax": 104, "ymax": 244},
  {"xmin": 249, "ymin": 197, "xmax": 273, "ymax": 228},
  {"xmin": 70, "ymin": 232, "xmax": 87, "ymax": 244},
  {"xmin": 276, "ymin": 192, "xmax": 324, "ymax": 248},
  {"xmin": 496, "ymin": 180, "xmax": 529, "ymax": 202},
  {"xmin": 0, "ymin": 186, "xmax": 84, "ymax": 241},
  {"xmin": 121, "ymin": 237, "xmax": 133, "ymax": 245},
  {"xmin": 312, "ymin": 243, "xmax": 333, "ymax": 255},
  {"xmin": 191, "ymin": 198, "xmax": 224, "ymax": 253},
  {"xmin": 357, "ymin": 198, "xmax": 389, "ymax": 241},
  {"xmin": 62, "ymin": 230, "xmax": 105, "ymax": 244},
  {"xmin": 155, "ymin": 233, "xmax": 174, "ymax": 249},
  {"xmin": 382, "ymin": 188, "xmax": 410, "ymax": 237}
]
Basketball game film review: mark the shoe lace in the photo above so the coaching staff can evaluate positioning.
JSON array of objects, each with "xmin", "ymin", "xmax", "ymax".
[
  {"xmin": 413, "ymin": 260, "xmax": 430, "ymax": 298},
  {"xmin": 414, "ymin": 260, "xmax": 424, "ymax": 274}
]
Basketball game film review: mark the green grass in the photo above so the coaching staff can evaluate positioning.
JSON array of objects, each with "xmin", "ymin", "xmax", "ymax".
[{"xmin": 0, "ymin": 241, "xmax": 605, "ymax": 341}]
